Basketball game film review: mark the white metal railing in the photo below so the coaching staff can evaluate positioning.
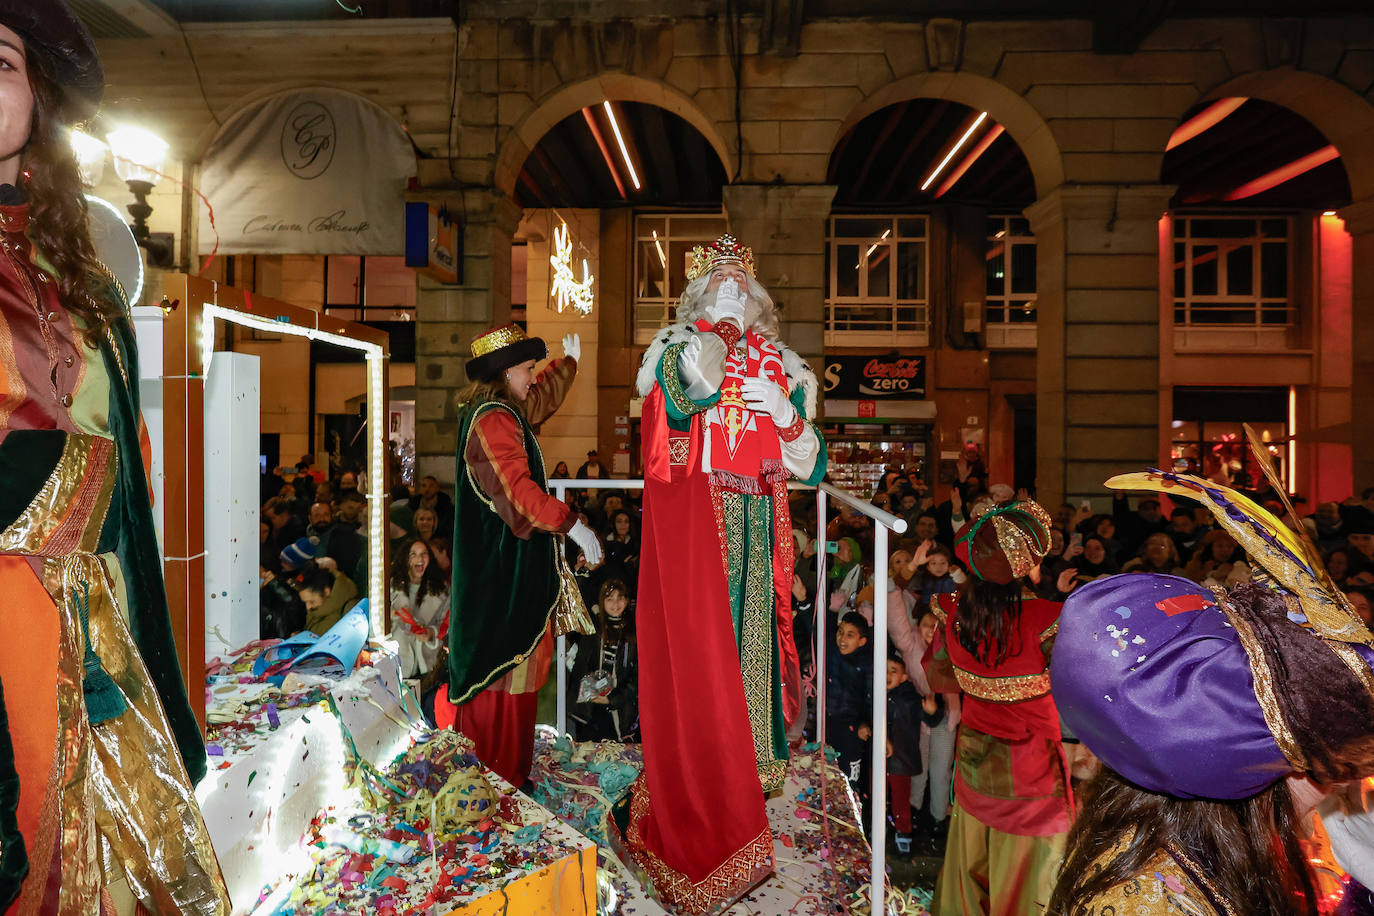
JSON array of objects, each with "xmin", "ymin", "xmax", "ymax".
[{"xmin": 547, "ymin": 476, "xmax": 907, "ymax": 915}]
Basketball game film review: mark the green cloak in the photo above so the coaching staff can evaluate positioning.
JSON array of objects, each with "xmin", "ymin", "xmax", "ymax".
[{"xmin": 446, "ymin": 399, "xmax": 562, "ymax": 704}]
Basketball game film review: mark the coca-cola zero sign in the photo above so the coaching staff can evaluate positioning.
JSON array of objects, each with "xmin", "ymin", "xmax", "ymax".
[{"xmin": 823, "ymin": 353, "xmax": 926, "ymax": 399}]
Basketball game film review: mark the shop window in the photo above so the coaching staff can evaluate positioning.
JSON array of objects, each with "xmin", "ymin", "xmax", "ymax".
[
  {"xmin": 1172, "ymin": 215, "xmax": 1292, "ymax": 350},
  {"xmin": 323, "ymin": 256, "xmax": 417, "ymax": 322},
  {"xmin": 984, "ymin": 215, "xmax": 1037, "ymax": 349},
  {"xmin": 826, "ymin": 215, "xmax": 929, "ymax": 347},
  {"xmin": 632, "ymin": 212, "xmax": 728, "ymax": 345},
  {"xmin": 1171, "ymin": 386, "xmax": 1291, "ymax": 492}
]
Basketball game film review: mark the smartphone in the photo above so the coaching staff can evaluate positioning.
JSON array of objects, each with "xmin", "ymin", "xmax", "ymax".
[
  {"xmin": 825, "ymin": 541, "xmax": 839, "ymax": 554},
  {"xmin": 1071, "ymin": 532, "xmax": 1083, "ymax": 548}
]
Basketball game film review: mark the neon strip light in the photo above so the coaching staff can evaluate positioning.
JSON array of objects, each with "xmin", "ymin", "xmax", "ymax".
[
  {"xmin": 200, "ymin": 303, "xmax": 389, "ymax": 636},
  {"xmin": 1166, "ymin": 97, "xmax": 1247, "ymax": 151},
  {"xmin": 856, "ymin": 229, "xmax": 891, "ymax": 268},
  {"xmin": 581, "ymin": 107, "xmax": 627, "ymax": 199},
  {"xmin": 1288, "ymin": 386, "xmax": 1297, "ymax": 496},
  {"xmin": 1222, "ymin": 145, "xmax": 1340, "ymax": 200},
  {"xmin": 921, "ymin": 112, "xmax": 987, "ymax": 192},
  {"xmin": 652, "ymin": 229, "xmax": 667, "ymax": 268},
  {"xmin": 603, "ymin": 101, "xmax": 641, "ymax": 191},
  {"xmin": 934, "ymin": 123, "xmax": 1005, "ymax": 198}
]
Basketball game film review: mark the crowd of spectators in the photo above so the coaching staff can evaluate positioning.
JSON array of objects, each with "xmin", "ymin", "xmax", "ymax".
[{"xmin": 257, "ymin": 449, "xmax": 1374, "ymax": 862}]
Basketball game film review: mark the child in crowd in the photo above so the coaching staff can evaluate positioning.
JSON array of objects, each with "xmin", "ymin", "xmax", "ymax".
[
  {"xmin": 827, "ymin": 611, "xmax": 874, "ymax": 793},
  {"xmin": 913, "ymin": 608, "xmax": 960, "ymax": 852},
  {"xmin": 886, "ymin": 650, "xmax": 943, "ymax": 854},
  {"xmin": 569, "ymin": 579, "xmax": 639, "ymax": 743},
  {"xmin": 904, "ymin": 540, "xmax": 962, "ymax": 612}
]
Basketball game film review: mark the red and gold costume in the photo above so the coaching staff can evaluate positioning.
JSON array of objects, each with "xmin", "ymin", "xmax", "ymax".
[
  {"xmin": 435, "ymin": 330, "xmax": 581, "ymax": 787},
  {"xmin": 931, "ymin": 500, "xmax": 1070, "ymax": 916},
  {"xmin": 0, "ymin": 195, "xmax": 228, "ymax": 912},
  {"xmin": 624, "ymin": 236, "xmax": 826, "ymax": 914}
]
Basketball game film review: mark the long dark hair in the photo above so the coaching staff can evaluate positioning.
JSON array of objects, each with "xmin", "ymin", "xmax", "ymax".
[
  {"xmin": 23, "ymin": 53, "xmax": 117, "ymax": 344},
  {"xmin": 955, "ymin": 577, "xmax": 1024, "ymax": 667},
  {"xmin": 390, "ymin": 537, "xmax": 447, "ymax": 603},
  {"xmin": 1048, "ymin": 767, "xmax": 1318, "ymax": 916}
]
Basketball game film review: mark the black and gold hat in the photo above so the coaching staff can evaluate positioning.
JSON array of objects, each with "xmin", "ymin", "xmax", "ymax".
[
  {"xmin": 465, "ymin": 324, "xmax": 547, "ymax": 382},
  {"xmin": 0, "ymin": 1, "xmax": 104, "ymax": 122}
]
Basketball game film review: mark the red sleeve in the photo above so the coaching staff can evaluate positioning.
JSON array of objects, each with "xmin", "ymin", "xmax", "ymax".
[{"xmin": 466, "ymin": 408, "xmax": 575, "ymax": 539}]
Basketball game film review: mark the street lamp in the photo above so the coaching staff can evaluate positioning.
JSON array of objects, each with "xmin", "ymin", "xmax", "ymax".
[{"xmin": 106, "ymin": 125, "xmax": 174, "ymax": 267}]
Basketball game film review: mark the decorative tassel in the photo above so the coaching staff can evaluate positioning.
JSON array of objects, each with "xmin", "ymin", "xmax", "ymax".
[{"xmin": 74, "ymin": 580, "xmax": 127, "ymax": 725}]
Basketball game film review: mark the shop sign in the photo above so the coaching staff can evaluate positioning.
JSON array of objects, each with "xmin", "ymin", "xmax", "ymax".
[
  {"xmin": 823, "ymin": 353, "xmax": 926, "ymax": 399},
  {"xmin": 857, "ymin": 401, "xmax": 876, "ymax": 418},
  {"xmin": 404, "ymin": 202, "xmax": 461, "ymax": 284},
  {"xmin": 199, "ymin": 89, "xmax": 417, "ymax": 255}
]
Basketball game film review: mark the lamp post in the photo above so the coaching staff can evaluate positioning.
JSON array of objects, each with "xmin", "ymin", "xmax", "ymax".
[{"xmin": 106, "ymin": 125, "xmax": 175, "ymax": 267}]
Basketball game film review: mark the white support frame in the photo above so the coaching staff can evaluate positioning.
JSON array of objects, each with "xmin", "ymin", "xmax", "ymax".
[{"xmin": 200, "ymin": 303, "xmax": 390, "ymax": 636}]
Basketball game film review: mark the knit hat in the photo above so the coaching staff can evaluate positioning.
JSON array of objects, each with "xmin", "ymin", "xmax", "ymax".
[
  {"xmin": 280, "ymin": 536, "xmax": 318, "ymax": 571},
  {"xmin": 464, "ymin": 324, "xmax": 547, "ymax": 382},
  {"xmin": 0, "ymin": 1, "xmax": 103, "ymax": 122},
  {"xmin": 953, "ymin": 499, "xmax": 1053, "ymax": 585}
]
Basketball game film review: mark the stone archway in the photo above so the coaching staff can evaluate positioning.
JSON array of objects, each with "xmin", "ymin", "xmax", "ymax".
[
  {"xmin": 833, "ymin": 71, "xmax": 1065, "ymax": 199},
  {"xmin": 1191, "ymin": 69, "xmax": 1374, "ymax": 203},
  {"xmin": 492, "ymin": 74, "xmax": 734, "ymax": 200}
]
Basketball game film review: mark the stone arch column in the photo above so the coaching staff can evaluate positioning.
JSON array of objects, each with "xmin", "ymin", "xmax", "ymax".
[{"xmin": 492, "ymin": 74, "xmax": 734, "ymax": 201}]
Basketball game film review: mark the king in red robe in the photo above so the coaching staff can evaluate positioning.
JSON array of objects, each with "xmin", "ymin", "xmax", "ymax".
[{"xmin": 625, "ymin": 235, "xmax": 826, "ymax": 914}]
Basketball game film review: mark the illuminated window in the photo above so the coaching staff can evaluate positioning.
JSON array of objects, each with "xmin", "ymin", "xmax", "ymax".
[
  {"xmin": 632, "ymin": 212, "xmax": 727, "ymax": 344},
  {"xmin": 826, "ymin": 215, "xmax": 929, "ymax": 347},
  {"xmin": 1173, "ymin": 216, "xmax": 1291, "ymax": 330},
  {"xmin": 984, "ymin": 214, "xmax": 1037, "ymax": 348},
  {"xmin": 1170, "ymin": 386, "xmax": 1290, "ymax": 491}
]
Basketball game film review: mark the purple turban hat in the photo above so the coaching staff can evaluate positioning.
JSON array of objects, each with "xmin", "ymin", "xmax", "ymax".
[{"xmin": 1052, "ymin": 573, "xmax": 1374, "ymax": 800}]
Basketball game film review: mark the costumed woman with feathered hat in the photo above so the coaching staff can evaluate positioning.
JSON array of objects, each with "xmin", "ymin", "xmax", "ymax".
[
  {"xmin": 0, "ymin": 2, "xmax": 229, "ymax": 911},
  {"xmin": 434, "ymin": 324, "xmax": 601, "ymax": 788},
  {"xmin": 1049, "ymin": 433, "xmax": 1374, "ymax": 916}
]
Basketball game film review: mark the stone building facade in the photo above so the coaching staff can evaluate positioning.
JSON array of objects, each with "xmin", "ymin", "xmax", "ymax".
[
  {"xmin": 92, "ymin": 4, "xmax": 1374, "ymax": 506},
  {"xmin": 430, "ymin": 8, "xmax": 1374, "ymax": 507}
]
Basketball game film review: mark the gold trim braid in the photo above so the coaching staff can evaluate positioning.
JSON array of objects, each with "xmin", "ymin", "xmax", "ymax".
[
  {"xmin": 1215, "ymin": 595, "xmax": 1308, "ymax": 771},
  {"xmin": 470, "ymin": 324, "xmax": 528, "ymax": 358},
  {"xmin": 953, "ymin": 667, "xmax": 1052, "ymax": 703}
]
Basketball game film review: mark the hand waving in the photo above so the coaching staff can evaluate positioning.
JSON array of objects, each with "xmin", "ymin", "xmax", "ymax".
[{"xmin": 561, "ymin": 333, "xmax": 582, "ymax": 362}]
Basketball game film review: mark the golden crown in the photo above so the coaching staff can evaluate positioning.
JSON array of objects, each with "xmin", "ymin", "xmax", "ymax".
[
  {"xmin": 471, "ymin": 324, "xmax": 527, "ymax": 358},
  {"xmin": 686, "ymin": 234, "xmax": 756, "ymax": 283}
]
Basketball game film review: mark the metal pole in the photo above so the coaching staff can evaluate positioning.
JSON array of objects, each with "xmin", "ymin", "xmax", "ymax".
[
  {"xmin": 552, "ymin": 481, "xmax": 568, "ymax": 739},
  {"xmin": 814, "ymin": 487, "xmax": 828, "ymax": 758},
  {"xmin": 870, "ymin": 522, "xmax": 889, "ymax": 916}
]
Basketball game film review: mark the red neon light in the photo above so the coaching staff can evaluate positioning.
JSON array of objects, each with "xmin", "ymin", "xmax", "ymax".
[
  {"xmin": 581, "ymin": 107, "xmax": 627, "ymax": 199},
  {"xmin": 933, "ymin": 123, "xmax": 1006, "ymax": 198},
  {"xmin": 1222, "ymin": 145, "xmax": 1340, "ymax": 201},
  {"xmin": 1166, "ymin": 97, "xmax": 1247, "ymax": 151}
]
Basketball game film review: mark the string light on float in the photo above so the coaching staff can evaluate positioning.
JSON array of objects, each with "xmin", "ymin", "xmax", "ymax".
[
  {"xmin": 549, "ymin": 221, "xmax": 595, "ymax": 315},
  {"xmin": 198, "ymin": 303, "xmax": 390, "ymax": 635}
]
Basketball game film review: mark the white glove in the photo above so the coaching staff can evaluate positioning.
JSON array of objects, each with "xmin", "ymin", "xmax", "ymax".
[
  {"xmin": 561, "ymin": 333, "xmax": 581, "ymax": 362},
  {"xmin": 706, "ymin": 277, "xmax": 746, "ymax": 328},
  {"xmin": 567, "ymin": 519, "xmax": 603, "ymax": 566},
  {"xmin": 741, "ymin": 377, "xmax": 797, "ymax": 427}
]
